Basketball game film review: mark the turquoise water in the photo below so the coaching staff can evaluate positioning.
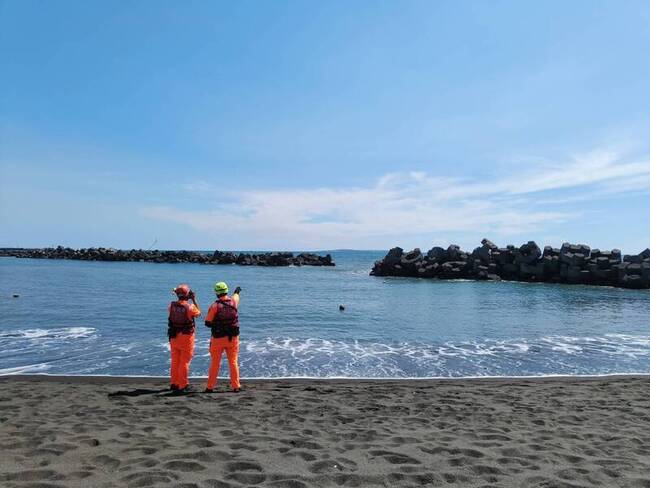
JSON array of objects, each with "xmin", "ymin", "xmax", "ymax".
[{"xmin": 1, "ymin": 251, "xmax": 649, "ymax": 378}]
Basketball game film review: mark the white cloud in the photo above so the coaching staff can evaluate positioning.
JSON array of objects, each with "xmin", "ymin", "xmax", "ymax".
[
  {"xmin": 140, "ymin": 149, "xmax": 650, "ymax": 249},
  {"xmin": 502, "ymin": 150, "xmax": 650, "ymax": 194}
]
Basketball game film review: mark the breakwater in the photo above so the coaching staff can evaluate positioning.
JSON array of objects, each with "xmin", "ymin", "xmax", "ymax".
[
  {"xmin": 371, "ymin": 239, "xmax": 650, "ymax": 289},
  {"xmin": 0, "ymin": 247, "xmax": 335, "ymax": 267}
]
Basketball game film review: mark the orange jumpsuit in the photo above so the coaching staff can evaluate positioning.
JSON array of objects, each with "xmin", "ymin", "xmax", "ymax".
[
  {"xmin": 205, "ymin": 294, "xmax": 240, "ymax": 390},
  {"xmin": 168, "ymin": 301, "xmax": 201, "ymax": 389}
]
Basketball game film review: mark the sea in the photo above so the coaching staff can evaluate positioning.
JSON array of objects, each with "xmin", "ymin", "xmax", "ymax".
[{"xmin": 1, "ymin": 251, "xmax": 649, "ymax": 379}]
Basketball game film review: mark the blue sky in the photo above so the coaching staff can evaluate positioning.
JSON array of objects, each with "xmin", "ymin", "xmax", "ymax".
[{"xmin": 1, "ymin": 0, "xmax": 649, "ymax": 252}]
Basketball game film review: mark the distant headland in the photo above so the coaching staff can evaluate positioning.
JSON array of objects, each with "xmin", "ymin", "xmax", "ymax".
[
  {"xmin": 0, "ymin": 247, "xmax": 335, "ymax": 267},
  {"xmin": 371, "ymin": 239, "xmax": 650, "ymax": 289}
]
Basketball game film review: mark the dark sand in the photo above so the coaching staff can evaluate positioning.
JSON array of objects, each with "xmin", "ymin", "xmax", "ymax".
[{"xmin": 1, "ymin": 375, "xmax": 650, "ymax": 487}]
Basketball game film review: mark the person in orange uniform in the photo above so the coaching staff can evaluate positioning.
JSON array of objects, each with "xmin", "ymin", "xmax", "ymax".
[
  {"xmin": 204, "ymin": 282, "xmax": 241, "ymax": 393},
  {"xmin": 168, "ymin": 284, "xmax": 201, "ymax": 392}
]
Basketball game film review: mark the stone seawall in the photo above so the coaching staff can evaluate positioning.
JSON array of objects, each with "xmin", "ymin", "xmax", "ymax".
[
  {"xmin": 0, "ymin": 247, "xmax": 335, "ymax": 267},
  {"xmin": 371, "ymin": 239, "xmax": 650, "ymax": 289}
]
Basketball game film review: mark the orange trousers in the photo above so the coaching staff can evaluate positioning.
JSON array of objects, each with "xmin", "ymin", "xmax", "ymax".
[
  {"xmin": 207, "ymin": 336, "xmax": 240, "ymax": 390},
  {"xmin": 169, "ymin": 333, "xmax": 195, "ymax": 389}
]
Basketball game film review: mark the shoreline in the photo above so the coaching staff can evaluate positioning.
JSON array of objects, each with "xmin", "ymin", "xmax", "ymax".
[
  {"xmin": 2, "ymin": 375, "xmax": 650, "ymax": 487},
  {"xmin": 4, "ymin": 372, "xmax": 650, "ymax": 382}
]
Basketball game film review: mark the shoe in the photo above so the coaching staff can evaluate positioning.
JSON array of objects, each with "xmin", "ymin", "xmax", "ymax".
[
  {"xmin": 204, "ymin": 388, "xmax": 215, "ymax": 393},
  {"xmin": 178, "ymin": 385, "xmax": 194, "ymax": 393},
  {"xmin": 170, "ymin": 384, "xmax": 179, "ymax": 391},
  {"xmin": 233, "ymin": 388, "xmax": 241, "ymax": 393}
]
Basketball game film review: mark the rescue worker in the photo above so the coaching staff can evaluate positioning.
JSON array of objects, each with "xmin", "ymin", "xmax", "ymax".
[
  {"xmin": 204, "ymin": 282, "xmax": 242, "ymax": 393},
  {"xmin": 168, "ymin": 284, "xmax": 201, "ymax": 392}
]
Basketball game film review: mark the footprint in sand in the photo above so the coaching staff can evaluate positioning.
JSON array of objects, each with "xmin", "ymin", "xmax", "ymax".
[
  {"xmin": 329, "ymin": 473, "xmax": 366, "ymax": 486},
  {"xmin": 119, "ymin": 457, "xmax": 159, "ymax": 470},
  {"xmin": 408, "ymin": 473, "xmax": 444, "ymax": 485},
  {"xmin": 459, "ymin": 448, "xmax": 485, "ymax": 458},
  {"xmin": 471, "ymin": 464, "xmax": 504, "ymax": 476},
  {"xmin": 68, "ymin": 470, "xmax": 94, "ymax": 479},
  {"xmin": 0, "ymin": 469, "xmax": 64, "ymax": 482},
  {"xmin": 368, "ymin": 450, "xmax": 421, "ymax": 465},
  {"xmin": 120, "ymin": 470, "xmax": 179, "ymax": 487},
  {"xmin": 201, "ymin": 479, "xmax": 235, "ymax": 488},
  {"xmin": 443, "ymin": 472, "xmax": 457, "ymax": 483},
  {"xmin": 497, "ymin": 457, "xmax": 534, "ymax": 467},
  {"xmin": 162, "ymin": 460, "xmax": 206, "ymax": 472},
  {"xmin": 448, "ymin": 456, "xmax": 469, "ymax": 467},
  {"xmin": 309, "ymin": 460, "xmax": 347, "ymax": 474},
  {"xmin": 266, "ymin": 480, "xmax": 308, "ymax": 488},
  {"xmin": 288, "ymin": 450, "xmax": 316, "ymax": 461},
  {"xmin": 224, "ymin": 461, "xmax": 266, "ymax": 485},
  {"xmin": 126, "ymin": 446, "xmax": 160, "ymax": 455},
  {"xmin": 389, "ymin": 435, "xmax": 419, "ymax": 445},
  {"xmin": 387, "ymin": 472, "xmax": 405, "ymax": 483},
  {"xmin": 93, "ymin": 454, "xmax": 121, "ymax": 469},
  {"xmin": 225, "ymin": 461, "xmax": 263, "ymax": 472},
  {"xmin": 228, "ymin": 442, "xmax": 258, "ymax": 451},
  {"xmin": 188, "ymin": 438, "xmax": 216, "ymax": 448},
  {"xmin": 193, "ymin": 450, "xmax": 234, "ymax": 462},
  {"xmin": 79, "ymin": 438, "xmax": 101, "ymax": 447},
  {"xmin": 226, "ymin": 472, "xmax": 266, "ymax": 485},
  {"xmin": 282, "ymin": 439, "xmax": 323, "ymax": 450}
]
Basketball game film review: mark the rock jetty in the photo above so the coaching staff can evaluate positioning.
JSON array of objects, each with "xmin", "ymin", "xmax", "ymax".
[
  {"xmin": 0, "ymin": 247, "xmax": 335, "ymax": 267},
  {"xmin": 371, "ymin": 239, "xmax": 650, "ymax": 289}
]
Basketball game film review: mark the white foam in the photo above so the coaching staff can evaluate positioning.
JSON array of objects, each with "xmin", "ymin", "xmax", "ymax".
[
  {"xmin": 0, "ymin": 327, "xmax": 96, "ymax": 340},
  {"xmin": 5, "ymin": 372, "xmax": 650, "ymax": 380},
  {"xmin": 242, "ymin": 336, "xmax": 584, "ymax": 360},
  {"xmin": 235, "ymin": 334, "xmax": 650, "ymax": 377},
  {"xmin": 3, "ymin": 331, "xmax": 650, "ymax": 378},
  {"xmin": 0, "ymin": 363, "xmax": 50, "ymax": 375}
]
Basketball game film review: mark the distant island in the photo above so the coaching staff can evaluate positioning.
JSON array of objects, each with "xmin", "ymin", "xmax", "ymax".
[
  {"xmin": 371, "ymin": 239, "xmax": 650, "ymax": 289},
  {"xmin": 0, "ymin": 247, "xmax": 335, "ymax": 267}
]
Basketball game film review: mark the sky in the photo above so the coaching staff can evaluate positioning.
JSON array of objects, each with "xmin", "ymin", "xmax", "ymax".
[{"xmin": 1, "ymin": 0, "xmax": 649, "ymax": 253}]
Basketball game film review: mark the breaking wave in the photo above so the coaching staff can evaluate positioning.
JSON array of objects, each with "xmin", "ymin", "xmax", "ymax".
[
  {"xmin": 237, "ymin": 334, "xmax": 650, "ymax": 378},
  {"xmin": 1, "ymin": 332, "xmax": 650, "ymax": 377}
]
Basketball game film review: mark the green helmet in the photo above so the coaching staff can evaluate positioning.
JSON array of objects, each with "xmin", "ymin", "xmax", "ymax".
[{"xmin": 214, "ymin": 281, "xmax": 229, "ymax": 295}]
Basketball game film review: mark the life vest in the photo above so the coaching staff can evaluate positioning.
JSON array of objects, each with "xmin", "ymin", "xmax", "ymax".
[
  {"xmin": 210, "ymin": 297, "xmax": 240, "ymax": 341},
  {"xmin": 168, "ymin": 301, "xmax": 195, "ymax": 334}
]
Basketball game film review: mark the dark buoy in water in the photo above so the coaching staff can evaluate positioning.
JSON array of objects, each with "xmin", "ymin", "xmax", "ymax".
[
  {"xmin": 12, "ymin": 294, "xmax": 20, "ymax": 298},
  {"xmin": 339, "ymin": 304, "xmax": 345, "ymax": 311}
]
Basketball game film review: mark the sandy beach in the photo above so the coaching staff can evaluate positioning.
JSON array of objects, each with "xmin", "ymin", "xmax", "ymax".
[{"xmin": 1, "ymin": 375, "xmax": 649, "ymax": 488}]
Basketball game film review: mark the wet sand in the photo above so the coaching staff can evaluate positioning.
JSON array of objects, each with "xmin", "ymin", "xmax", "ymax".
[{"xmin": 1, "ymin": 375, "xmax": 649, "ymax": 487}]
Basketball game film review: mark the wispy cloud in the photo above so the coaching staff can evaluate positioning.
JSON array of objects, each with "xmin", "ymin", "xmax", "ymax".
[{"xmin": 140, "ymin": 149, "xmax": 650, "ymax": 249}]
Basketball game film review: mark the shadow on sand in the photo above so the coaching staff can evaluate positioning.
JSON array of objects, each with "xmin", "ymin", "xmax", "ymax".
[{"xmin": 108, "ymin": 388, "xmax": 171, "ymax": 397}]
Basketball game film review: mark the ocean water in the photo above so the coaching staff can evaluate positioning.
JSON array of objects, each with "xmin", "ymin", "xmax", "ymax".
[{"xmin": 1, "ymin": 251, "xmax": 649, "ymax": 379}]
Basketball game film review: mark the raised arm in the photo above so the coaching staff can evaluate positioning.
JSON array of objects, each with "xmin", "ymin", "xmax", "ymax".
[{"xmin": 189, "ymin": 290, "xmax": 201, "ymax": 315}]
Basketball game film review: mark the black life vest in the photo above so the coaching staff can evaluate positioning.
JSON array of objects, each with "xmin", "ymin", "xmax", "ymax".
[
  {"xmin": 209, "ymin": 297, "xmax": 240, "ymax": 341},
  {"xmin": 168, "ymin": 301, "xmax": 195, "ymax": 334}
]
